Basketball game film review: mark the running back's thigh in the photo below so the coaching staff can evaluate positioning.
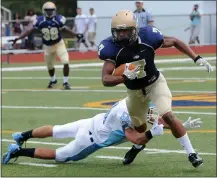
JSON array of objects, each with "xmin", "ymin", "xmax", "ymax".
[
  {"xmin": 148, "ymin": 73, "xmax": 172, "ymax": 116},
  {"xmin": 126, "ymin": 89, "xmax": 150, "ymax": 127}
]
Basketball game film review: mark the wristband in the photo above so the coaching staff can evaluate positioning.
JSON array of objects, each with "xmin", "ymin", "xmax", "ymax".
[
  {"xmin": 194, "ymin": 55, "xmax": 201, "ymax": 63},
  {"xmin": 145, "ymin": 130, "xmax": 153, "ymax": 140}
]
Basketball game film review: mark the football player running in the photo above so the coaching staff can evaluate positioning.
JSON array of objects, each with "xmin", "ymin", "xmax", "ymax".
[
  {"xmin": 98, "ymin": 10, "xmax": 212, "ymax": 167},
  {"xmin": 9, "ymin": 2, "xmax": 76, "ymax": 89},
  {"xmin": 2, "ymin": 98, "xmax": 202, "ymax": 164}
]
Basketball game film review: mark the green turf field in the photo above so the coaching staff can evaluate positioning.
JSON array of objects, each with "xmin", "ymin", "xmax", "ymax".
[{"xmin": 1, "ymin": 55, "xmax": 216, "ymax": 177}]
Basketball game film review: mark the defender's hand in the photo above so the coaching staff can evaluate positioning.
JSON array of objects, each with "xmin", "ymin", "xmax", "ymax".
[
  {"xmin": 8, "ymin": 38, "xmax": 18, "ymax": 45},
  {"xmin": 150, "ymin": 119, "xmax": 164, "ymax": 136},
  {"xmin": 183, "ymin": 117, "xmax": 203, "ymax": 130},
  {"xmin": 194, "ymin": 55, "xmax": 213, "ymax": 73},
  {"xmin": 123, "ymin": 63, "xmax": 140, "ymax": 80}
]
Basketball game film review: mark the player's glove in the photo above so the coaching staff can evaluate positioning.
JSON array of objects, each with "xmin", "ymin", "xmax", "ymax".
[
  {"xmin": 150, "ymin": 119, "xmax": 164, "ymax": 136},
  {"xmin": 8, "ymin": 38, "xmax": 18, "ymax": 45},
  {"xmin": 194, "ymin": 55, "xmax": 213, "ymax": 73},
  {"xmin": 183, "ymin": 117, "xmax": 203, "ymax": 130},
  {"xmin": 123, "ymin": 63, "xmax": 140, "ymax": 80}
]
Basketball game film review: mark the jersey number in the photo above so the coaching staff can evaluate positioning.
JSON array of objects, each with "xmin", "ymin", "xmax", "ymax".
[
  {"xmin": 98, "ymin": 44, "xmax": 105, "ymax": 55},
  {"xmin": 131, "ymin": 59, "xmax": 147, "ymax": 79},
  {"xmin": 41, "ymin": 27, "xmax": 59, "ymax": 41},
  {"xmin": 152, "ymin": 27, "xmax": 162, "ymax": 35}
]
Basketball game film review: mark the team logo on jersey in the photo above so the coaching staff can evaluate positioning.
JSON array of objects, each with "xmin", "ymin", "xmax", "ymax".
[
  {"xmin": 84, "ymin": 94, "xmax": 216, "ymax": 109},
  {"xmin": 133, "ymin": 55, "xmax": 140, "ymax": 59}
]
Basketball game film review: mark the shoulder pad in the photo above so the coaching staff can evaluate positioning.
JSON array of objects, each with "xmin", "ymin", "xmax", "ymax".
[
  {"xmin": 98, "ymin": 37, "xmax": 120, "ymax": 63},
  {"xmin": 139, "ymin": 26, "xmax": 164, "ymax": 50}
]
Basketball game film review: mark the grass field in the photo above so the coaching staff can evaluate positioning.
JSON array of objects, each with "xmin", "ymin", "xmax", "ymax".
[{"xmin": 1, "ymin": 54, "xmax": 216, "ymax": 177}]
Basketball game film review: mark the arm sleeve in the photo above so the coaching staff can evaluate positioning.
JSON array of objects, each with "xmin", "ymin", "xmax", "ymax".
[
  {"xmin": 119, "ymin": 112, "xmax": 132, "ymax": 130},
  {"xmin": 149, "ymin": 26, "xmax": 164, "ymax": 50},
  {"xmin": 98, "ymin": 41, "xmax": 116, "ymax": 63},
  {"xmin": 58, "ymin": 15, "xmax": 66, "ymax": 28}
]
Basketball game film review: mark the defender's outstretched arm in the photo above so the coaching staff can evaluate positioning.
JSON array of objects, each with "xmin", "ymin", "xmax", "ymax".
[{"xmin": 125, "ymin": 121, "xmax": 164, "ymax": 145}]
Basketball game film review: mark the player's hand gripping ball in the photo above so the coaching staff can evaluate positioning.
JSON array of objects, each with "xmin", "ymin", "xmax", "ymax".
[{"xmin": 112, "ymin": 63, "xmax": 137, "ymax": 76}]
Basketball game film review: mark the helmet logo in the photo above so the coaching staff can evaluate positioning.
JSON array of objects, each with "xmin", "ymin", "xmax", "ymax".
[{"xmin": 116, "ymin": 24, "xmax": 127, "ymax": 29}]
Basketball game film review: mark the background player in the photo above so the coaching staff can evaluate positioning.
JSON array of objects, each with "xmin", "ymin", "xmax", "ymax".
[
  {"xmin": 98, "ymin": 10, "xmax": 212, "ymax": 167},
  {"xmin": 9, "ymin": 2, "xmax": 76, "ymax": 90},
  {"xmin": 2, "ymin": 98, "xmax": 202, "ymax": 164},
  {"xmin": 73, "ymin": 7, "xmax": 89, "ymax": 51}
]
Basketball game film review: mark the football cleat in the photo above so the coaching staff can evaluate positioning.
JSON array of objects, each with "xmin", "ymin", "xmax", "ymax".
[
  {"xmin": 2, "ymin": 144, "xmax": 20, "ymax": 164},
  {"xmin": 63, "ymin": 82, "xmax": 71, "ymax": 90},
  {"xmin": 122, "ymin": 145, "xmax": 146, "ymax": 165},
  {"xmin": 12, "ymin": 132, "xmax": 25, "ymax": 147},
  {"xmin": 47, "ymin": 80, "xmax": 57, "ymax": 88},
  {"xmin": 188, "ymin": 153, "xmax": 203, "ymax": 168}
]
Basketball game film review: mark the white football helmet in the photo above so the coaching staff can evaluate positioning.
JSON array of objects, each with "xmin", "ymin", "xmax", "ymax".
[
  {"xmin": 146, "ymin": 107, "xmax": 159, "ymax": 124},
  {"xmin": 42, "ymin": 2, "xmax": 56, "ymax": 18}
]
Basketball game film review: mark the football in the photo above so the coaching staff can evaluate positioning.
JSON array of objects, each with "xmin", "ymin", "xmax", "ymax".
[{"xmin": 112, "ymin": 63, "xmax": 137, "ymax": 76}]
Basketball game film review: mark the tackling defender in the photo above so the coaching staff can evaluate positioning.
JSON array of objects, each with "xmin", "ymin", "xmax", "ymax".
[
  {"xmin": 9, "ymin": 2, "xmax": 76, "ymax": 89},
  {"xmin": 98, "ymin": 10, "xmax": 213, "ymax": 167},
  {"xmin": 2, "ymin": 98, "xmax": 202, "ymax": 164}
]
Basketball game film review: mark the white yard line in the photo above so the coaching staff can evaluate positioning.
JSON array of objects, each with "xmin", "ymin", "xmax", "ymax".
[
  {"xmin": 1, "ymin": 89, "xmax": 216, "ymax": 94},
  {"xmin": 2, "ymin": 139, "xmax": 216, "ymax": 156},
  {"xmin": 2, "ymin": 77, "xmax": 216, "ymax": 80},
  {"xmin": 18, "ymin": 162, "xmax": 57, "ymax": 167},
  {"xmin": 2, "ymin": 77, "xmax": 101, "ymax": 80},
  {"xmin": 1, "ymin": 106, "xmax": 216, "ymax": 115},
  {"xmin": 159, "ymin": 66, "xmax": 216, "ymax": 71},
  {"xmin": 2, "ymin": 66, "xmax": 216, "ymax": 72},
  {"xmin": 2, "ymin": 105, "xmax": 108, "ymax": 111},
  {"xmin": 2, "ymin": 57, "xmax": 216, "ymax": 72},
  {"xmin": 96, "ymin": 156, "xmax": 123, "ymax": 160}
]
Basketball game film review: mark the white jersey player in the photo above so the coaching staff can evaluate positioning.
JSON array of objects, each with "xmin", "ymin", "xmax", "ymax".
[{"xmin": 3, "ymin": 99, "xmax": 202, "ymax": 164}]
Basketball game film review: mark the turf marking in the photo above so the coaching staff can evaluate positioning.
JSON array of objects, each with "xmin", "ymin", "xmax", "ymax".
[
  {"xmin": 2, "ymin": 139, "xmax": 216, "ymax": 156},
  {"xmin": 1, "ymin": 57, "xmax": 216, "ymax": 72},
  {"xmin": 1, "ymin": 89, "xmax": 216, "ymax": 94},
  {"xmin": 2, "ymin": 77, "xmax": 216, "ymax": 81},
  {"xmin": 2, "ymin": 129, "xmax": 216, "ymax": 135},
  {"xmin": 1, "ymin": 105, "xmax": 216, "ymax": 115},
  {"xmin": 2, "ymin": 66, "xmax": 216, "ymax": 72},
  {"xmin": 18, "ymin": 162, "xmax": 57, "ymax": 167},
  {"xmin": 96, "ymin": 156, "xmax": 123, "ymax": 160}
]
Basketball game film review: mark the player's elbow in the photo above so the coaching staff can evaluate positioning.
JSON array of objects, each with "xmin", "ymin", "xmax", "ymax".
[
  {"xmin": 102, "ymin": 76, "xmax": 112, "ymax": 87},
  {"xmin": 171, "ymin": 37, "xmax": 179, "ymax": 46},
  {"xmin": 102, "ymin": 80, "xmax": 111, "ymax": 87}
]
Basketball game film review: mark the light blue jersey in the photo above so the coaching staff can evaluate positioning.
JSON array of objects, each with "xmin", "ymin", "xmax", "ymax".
[
  {"xmin": 91, "ymin": 99, "xmax": 134, "ymax": 147},
  {"xmin": 55, "ymin": 98, "xmax": 156, "ymax": 162}
]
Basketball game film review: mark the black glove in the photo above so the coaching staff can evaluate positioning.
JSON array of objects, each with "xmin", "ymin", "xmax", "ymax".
[{"xmin": 8, "ymin": 38, "xmax": 18, "ymax": 45}]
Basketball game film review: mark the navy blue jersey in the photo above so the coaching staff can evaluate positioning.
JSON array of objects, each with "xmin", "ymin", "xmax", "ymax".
[
  {"xmin": 34, "ymin": 15, "xmax": 66, "ymax": 46},
  {"xmin": 98, "ymin": 25, "xmax": 164, "ymax": 90}
]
